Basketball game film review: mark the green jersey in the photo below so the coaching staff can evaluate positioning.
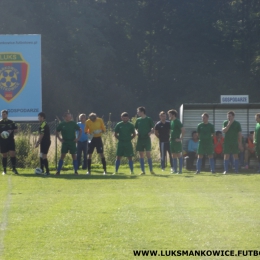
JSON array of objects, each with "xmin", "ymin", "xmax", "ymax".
[
  {"xmin": 56, "ymin": 121, "xmax": 80, "ymax": 141},
  {"xmin": 170, "ymin": 118, "xmax": 183, "ymax": 140},
  {"xmin": 223, "ymin": 120, "xmax": 242, "ymax": 144},
  {"xmin": 197, "ymin": 122, "xmax": 214, "ymax": 155},
  {"xmin": 197, "ymin": 122, "xmax": 215, "ymax": 142},
  {"xmin": 135, "ymin": 116, "xmax": 154, "ymax": 139},
  {"xmin": 115, "ymin": 121, "xmax": 135, "ymax": 142},
  {"xmin": 254, "ymin": 123, "xmax": 260, "ymax": 144}
]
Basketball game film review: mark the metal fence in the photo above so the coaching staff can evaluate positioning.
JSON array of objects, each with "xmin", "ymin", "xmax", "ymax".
[
  {"xmin": 3, "ymin": 120, "xmax": 161, "ymax": 169},
  {"xmin": 5, "ymin": 120, "xmax": 59, "ymax": 169},
  {"xmin": 4, "ymin": 115, "xmax": 260, "ymax": 170}
]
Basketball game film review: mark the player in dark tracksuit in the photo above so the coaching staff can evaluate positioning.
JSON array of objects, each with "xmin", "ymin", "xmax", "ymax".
[
  {"xmin": 154, "ymin": 111, "xmax": 173, "ymax": 171},
  {"xmin": 0, "ymin": 109, "xmax": 19, "ymax": 175}
]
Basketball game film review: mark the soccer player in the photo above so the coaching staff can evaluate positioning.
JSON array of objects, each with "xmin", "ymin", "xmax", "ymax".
[
  {"xmin": 0, "ymin": 109, "xmax": 19, "ymax": 175},
  {"xmin": 196, "ymin": 113, "xmax": 215, "ymax": 174},
  {"xmin": 154, "ymin": 111, "xmax": 173, "ymax": 171},
  {"xmin": 222, "ymin": 111, "xmax": 243, "ymax": 174},
  {"xmin": 113, "ymin": 112, "xmax": 136, "ymax": 174},
  {"xmin": 35, "ymin": 112, "xmax": 51, "ymax": 175},
  {"xmin": 85, "ymin": 113, "xmax": 107, "ymax": 175},
  {"xmin": 167, "ymin": 109, "xmax": 185, "ymax": 174},
  {"xmin": 55, "ymin": 112, "xmax": 82, "ymax": 175},
  {"xmin": 77, "ymin": 113, "xmax": 88, "ymax": 170},
  {"xmin": 135, "ymin": 106, "xmax": 155, "ymax": 175},
  {"xmin": 254, "ymin": 113, "xmax": 260, "ymax": 173}
]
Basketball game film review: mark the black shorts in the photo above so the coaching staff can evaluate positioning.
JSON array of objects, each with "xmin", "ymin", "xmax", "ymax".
[
  {"xmin": 0, "ymin": 139, "xmax": 15, "ymax": 153},
  {"xmin": 40, "ymin": 141, "xmax": 51, "ymax": 154},
  {"xmin": 88, "ymin": 137, "xmax": 104, "ymax": 154}
]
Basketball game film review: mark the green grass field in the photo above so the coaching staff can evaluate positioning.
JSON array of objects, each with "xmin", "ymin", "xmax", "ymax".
[{"xmin": 1, "ymin": 166, "xmax": 260, "ymax": 260}]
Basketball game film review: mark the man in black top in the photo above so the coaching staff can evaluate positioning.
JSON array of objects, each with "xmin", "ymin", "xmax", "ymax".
[
  {"xmin": 154, "ymin": 111, "xmax": 173, "ymax": 171},
  {"xmin": 35, "ymin": 112, "xmax": 51, "ymax": 175},
  {"xmin": 0, "ymin": 109, "xmax": 18, "ymax": 175}
]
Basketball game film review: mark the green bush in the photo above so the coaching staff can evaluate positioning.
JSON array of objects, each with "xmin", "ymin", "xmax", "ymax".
[
  {"xmin": 11, "ymin": 119, "xmax": 161, "ymax": 169},
  {"xmin": 15, "ymin": 125, "xmax": 39, "ymax": 168}
]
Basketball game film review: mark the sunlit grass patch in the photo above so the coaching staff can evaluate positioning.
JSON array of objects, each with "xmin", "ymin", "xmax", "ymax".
[{"xmin": 1, "ymin": 168, "xmax": 260, "ymax": 259}]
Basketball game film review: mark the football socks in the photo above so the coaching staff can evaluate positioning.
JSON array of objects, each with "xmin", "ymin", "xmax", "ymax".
[
  {"xmin": 148, "ymin": 158, "xmax": 153, "ymax": 172},
  {"xmin": 73, "ymin": 160, "xmax": 78, "ymax": 172},
  {"xmin": 57, "ymin": 159, "xmax": 63, "ymax": 172},
  {"xmin": 115, "ymin": 159, "xmax": 120, "ymax": 172},
  {"xmin": 87, "ymin": 159, "xmax": 92, "ymax": 172},
  {"xmin": 102, "ymin": 157, "xmax": 107, "ymax": 172},
  {"xmin": 10, "ymin": 157, "xmax": 16, "ymax": 170},
  {"xmin": 234, "ymin": 159, "xmax": 239, "ymax": 173},
  {"xmin": 178, "ymin": 157, "xmax": 183, "ymax": 173},
  {"xmin": 140, "ymin": 158, "xmax": 145, "ymax": 172},
  {"xmin": 196, "ymin": 158, "xmax": 202, "ymax": 172},
  {"xmin": 172, "ymin": 158, "xmax": 177, "ymax": 172},
  {"xmin": 128, "ymin": 160, "xmax": 133, "ymax": 172},
  {"xmin": 224, "ymin": 160, "xmax": 229, "ymax": 172},
  {"xmin": 209, "ymin": 158, "xmax": 215, "ymax": 172}
]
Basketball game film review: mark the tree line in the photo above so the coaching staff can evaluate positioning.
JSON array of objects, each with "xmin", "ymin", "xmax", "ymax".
[{"xmin": 1, "ymin": 0, "xmax": 260, "ymax": 121}]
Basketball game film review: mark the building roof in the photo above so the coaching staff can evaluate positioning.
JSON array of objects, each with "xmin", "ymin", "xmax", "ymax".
[{"xmin": 180, "ymin": 103, "xmax": 260, "ymax": 109}]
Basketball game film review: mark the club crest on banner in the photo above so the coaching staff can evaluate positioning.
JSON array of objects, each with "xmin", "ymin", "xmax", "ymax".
[{"xmin": 0, "ymin": 52, "xmax": 29, "ymax": 102}]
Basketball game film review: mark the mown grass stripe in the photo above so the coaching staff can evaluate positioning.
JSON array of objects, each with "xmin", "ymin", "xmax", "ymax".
[{"xmin": 0, "ymin": 176, "xmax": 12, "ymax": 257}]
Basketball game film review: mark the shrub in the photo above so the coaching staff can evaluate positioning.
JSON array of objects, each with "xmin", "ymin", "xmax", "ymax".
[{"xmin": 10, "ymin": 119, "xmax": 161, "ymax": 169}]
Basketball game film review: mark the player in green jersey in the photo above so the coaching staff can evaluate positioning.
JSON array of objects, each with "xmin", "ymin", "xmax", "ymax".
[
  {"xmin": 254, "ymin": 113, "xmax": 260, "ymax": 173},
  {"xmin": 113, "ymin": 112, "xmax": 136, "ymax": 174},
  {"xmin": 56, "ymin": 112, "xmax": 82, "ymax": 175},
  {"xmin": 135, "ymin": 107, "xmax": 155, "ymax": 175},
  {"xmin": 196, "ymin": 113, "xmax": 215, "ymax": 174},
  {"xmin": 168, "ymin": 109, "xmax": 185, "ymax": 174},
  {"xmin": 222, "ymin": 111, "xmax": 243, "ymax": 174}
]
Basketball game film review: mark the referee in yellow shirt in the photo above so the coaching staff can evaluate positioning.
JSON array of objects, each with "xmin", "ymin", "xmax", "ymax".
[{"xmin": 85, "ymin": 113, "xmax": 107, "ymax": 174}]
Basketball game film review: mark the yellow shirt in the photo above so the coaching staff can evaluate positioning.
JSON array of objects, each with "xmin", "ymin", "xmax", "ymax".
[{"xmin": 85, "ymin": 118, "xmax": 106, "ymax": 137}]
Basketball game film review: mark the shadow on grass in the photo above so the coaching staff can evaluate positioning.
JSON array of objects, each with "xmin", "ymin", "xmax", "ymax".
[
  {"xmin": 154, "ymin": 174, "xmax": 195, "ymax": 178},
  {"xmin": 18, "ymin": 172, "xmax": 139, "ymax": 180},
  {"xmin": 229, "ymin": 172, "xmax": 259, "ymax": 176},
  {"xmin": 14, "ymin": 172, "xmax": 195, "ymax": 179},
  {"xmin": 9, "ymin": 170, "xmax": 259, "ymax": 180}
]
